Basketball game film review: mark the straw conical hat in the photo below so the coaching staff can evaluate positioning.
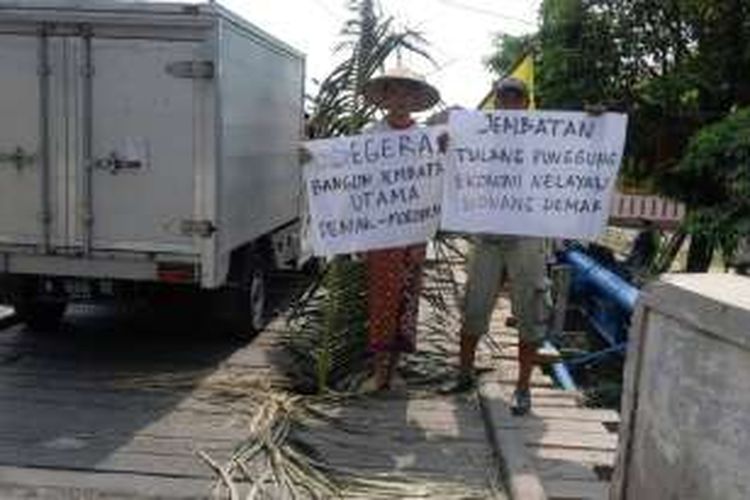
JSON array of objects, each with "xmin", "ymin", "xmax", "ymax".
[{"xmin": 362, "ymin": 66, "xmax": 440, "ymax": 112}]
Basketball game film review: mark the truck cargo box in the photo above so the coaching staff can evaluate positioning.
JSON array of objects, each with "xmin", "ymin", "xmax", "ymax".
[{"xmin": 0, "ymin": 1, "xmax": 305, "ymax": 289}]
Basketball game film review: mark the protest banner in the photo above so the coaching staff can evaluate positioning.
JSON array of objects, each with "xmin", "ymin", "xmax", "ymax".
[
  {"xmin": 441, "ymin": 109, "xmax": 628, "ymax": 239},
  {"xmin": 303, "ymin": 126, "xmax": 447, "ymax": 256}
]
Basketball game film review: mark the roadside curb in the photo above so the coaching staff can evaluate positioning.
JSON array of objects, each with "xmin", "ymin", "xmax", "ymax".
[{"xmin": 477, "ymin": 376, "xmax": 547, "ymax": 500}]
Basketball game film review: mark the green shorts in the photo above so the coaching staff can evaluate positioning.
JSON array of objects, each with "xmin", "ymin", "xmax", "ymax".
[{"xmin": 462, "ymin": 236, "xmax": 550, "ymax": 345}]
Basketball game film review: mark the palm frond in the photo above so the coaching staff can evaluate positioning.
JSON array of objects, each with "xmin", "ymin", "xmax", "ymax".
[
  {"xmin": 306, "ymin": 0, "xmax": 433, "ymax": 139},
  {"xmin": 285, "ymin": 257, "xmax": 369, "ymax": 393}
]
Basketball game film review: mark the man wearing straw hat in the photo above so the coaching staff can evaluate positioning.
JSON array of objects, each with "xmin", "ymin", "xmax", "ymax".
[{"xmin": 360, "ymin": 66, "xmax": 442, "ymax": 391}]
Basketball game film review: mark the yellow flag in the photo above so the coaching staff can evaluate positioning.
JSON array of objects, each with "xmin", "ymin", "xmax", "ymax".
[
  {"xmin": 509, "ymin": 53, "xmax": 535, "ymax": 110},
  {"xmin": 479, "ymin": 52, "xmax": 536, "ymax": 110}
]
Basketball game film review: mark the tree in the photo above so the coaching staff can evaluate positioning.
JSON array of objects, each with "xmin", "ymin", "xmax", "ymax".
[
  {"xmin": 485, "ymin": 0, "xmax": 750, "ymax": 271},
  {"xmin": 664, "ymin": 107, "xmax": 750, "ymax": 267},
  {"xmin": 306, "ymin": 0, "xmax": 432, "ymax": 138},
  {"xmin": 484, "ymin": 33, "xmax": 536, "ymax": 77},
  {"xmin": 632, "ymin": 0, "xmax": 750, "ymax": 269},
  {"xmin": 536, "ymin": 0, "xmax": 624, "ymax": 109}
]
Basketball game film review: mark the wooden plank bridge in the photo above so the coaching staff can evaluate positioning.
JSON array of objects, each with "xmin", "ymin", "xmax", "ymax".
[{"xmin": 0, "ymin": 261, "xmax": 619, "ymax": 499}]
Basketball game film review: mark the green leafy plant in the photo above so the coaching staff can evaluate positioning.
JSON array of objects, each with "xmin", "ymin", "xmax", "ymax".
[
  {"xmin": 285, "ymin": 258, "xmax": 369, "ymax": 393},
  {"xmin": 484, "ymin": 0, "xmax": 750, "ymax": 270},
  {"xmin": 306, "ymin": 0, "xmax": 433, "ymax": 139},
  {"xmin": 665, "ymin": 107, "xmax": 750, "ymax": 264}
]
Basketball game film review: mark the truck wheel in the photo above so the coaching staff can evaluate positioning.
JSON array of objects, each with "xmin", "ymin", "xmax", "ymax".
[
  {"xmin": 15, "ymin": 300, "xmax": 67, "ymax": 332},
  {"xmin": 247, "ymin": 267, "xmax": 267, "ymax": 332},
  {"xmin": 214, "ymin": 265, "xmax": 267, "ymax": 339}
]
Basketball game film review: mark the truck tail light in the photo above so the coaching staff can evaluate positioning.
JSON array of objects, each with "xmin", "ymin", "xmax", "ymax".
[{"xmin": 157, "ymin": 263, "xmax": 197, "ymax": 284}]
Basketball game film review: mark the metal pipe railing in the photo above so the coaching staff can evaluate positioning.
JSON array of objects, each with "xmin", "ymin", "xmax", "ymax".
[
  {"xmin": 545, "ymin": 340, "xmax": 577, "ymax": 391},
  {"xmin": 548, "ymin": 246, "xmax": 640, "ymax": 390},
  {"xmin": 560, "ymin": 248, "xmax": 639, "ymax": 314}
]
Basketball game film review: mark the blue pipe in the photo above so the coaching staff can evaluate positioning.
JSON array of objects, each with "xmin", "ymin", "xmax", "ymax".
[
  {"xmin": 560, "ymin": 248, "xmax": 639, "ymax": 313},
  {"xmin": 544, "ymin": 340, "xmax": 577, "ymax": 391},
  {"xmin": 566, "ymin": 343, "xmax": 627, "ymax": 367},
  {"xmin": 584, "ymin": 308, "xmax": 620, "ymax": 347},
  {"xmin": 548, "ymin": 247, "xmax": 641, "ymax": 391}
]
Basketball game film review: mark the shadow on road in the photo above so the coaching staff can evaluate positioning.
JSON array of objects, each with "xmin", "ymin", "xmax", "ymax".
[{"xmin": 0, "ymin": 271, "xmax": 313, "ymax": 481}]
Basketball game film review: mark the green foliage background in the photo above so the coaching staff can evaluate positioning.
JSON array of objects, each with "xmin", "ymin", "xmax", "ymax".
[
  {"xmin": 667, "ymin": 108, "xmax": 750, "ymax": 262},
  {"xmin": 485, "ymin": 0, "xmax": 750, "ymax": 268}
]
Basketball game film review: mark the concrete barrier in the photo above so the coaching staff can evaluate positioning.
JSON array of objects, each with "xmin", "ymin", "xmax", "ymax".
[{"xmin": 612, "ymin": 274, "xmax": 750, "ymax": 500}]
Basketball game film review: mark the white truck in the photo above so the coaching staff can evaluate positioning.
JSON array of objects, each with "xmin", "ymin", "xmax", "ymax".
[{"xmin": 0, "ymin": 1, "xmax": 305, "ymax": 332}]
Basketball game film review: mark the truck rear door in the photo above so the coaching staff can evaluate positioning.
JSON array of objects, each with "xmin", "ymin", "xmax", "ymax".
[
  {"xmin": 74, "ymin": 35, "xmax": 206, "ymax": 255},
  {"xmin": 0, "ymin": 32, "xmax": 63, "ymax": 250}
]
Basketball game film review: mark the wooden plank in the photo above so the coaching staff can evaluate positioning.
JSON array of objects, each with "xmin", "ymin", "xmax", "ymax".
[
  {"xmin": 0, "ymin": 370, "xmax": 290, "ymax": 394},
  {"xmin": 0, "ymin": 465, "xmax": 211, "ymax": 499},
  {"xmin": 488, "ymin": 334, "xmax": 518, "ymax": 345},
  {"xmin": 531, "ymin": 446, "xmax": 616, "ymax": 467},
  {"xmin": 312, "ymin": 418, "xmax": 487, "ymax": 438},
  {"xmin": 488, "ymin": 329, "xmax": 516, "ymax": 339},
  {"xmin": 486, "ymin": 336, "xmax": 519, "ymax": 347},
  {"xmin": 0, "ymin": 446, "xmax": 217, "ymax": 479},
  {"xmin": 0, "ymin": 433, "xmax": 236, "ymax": 456},
  {"xmin": 307, "ymin": 438, "xmax": 493, "ymax": 479},
  {"xmin": 543, "ymin": 479, "xmax": 609, "ymax": 500},
  {"xmin": 332, "ymin": 399, "xmax": 482, "ymax": 421},
  {"xmin": 474, "ymin": 387, "xmax": 579, "ymax": 408},
  {"xmin": 528, "ymin": 407, "xmax": 620, "ymax": 423},
  {"xmin": 0, "ymin": 426, "xmax": 247, "ymax": 451},
  {"xmin": 313, "ymin": 422, "xmax": 487, "ymax": 440},
  {"xmin": 1, "ymin": 393, "xmax": 496, "ymax": 489},
  {"xmin": 0, "ymin": 406, "xmax": 488, "ymax": 484},
  {"xmin": 521, "ymin": 430, "xmax": 618, "ymax": 451},
  {"xmin": 0, "ymin": 441, "xmax": 233, "ymax": 480},
  {"xmin": 535, "ymin": 458, "xmax": 599, "ymax": 482},
  {"xmin": 324, "ymin": 400, "xmax": 489, "ymax": 440},
  {"xmin": 485, "ymin": 349, "xmax": 518, "ymax": 360},
  {"xmin": 494, "ymin": 419, "xmax": 612, "ymax": 435},
  {"xmin": 0, "ymin": 385, "xmax": 209, "ymax": 410},
  {"xmin": 0, "ymin": 351, "xmax": 257, "ymax": 371},
  {"xmin": 521, "ymin": 396, "xmax": 579, "ymax": 408},
  {"xmin": 303, "ymin": 427, "xmax": 488, "ymax": 447},
  {"xmin": 0, "ymin": 400, "xmax": 251, "ymax": 443},
  {"xmin": 0, "ymin": 363, "xmax": 209, "ymax": 379},
  {"xmin": 0, "ymin": 390, "xmax": 247, "ymax": 419},
  {"xmin": 498, "ymin": 386, "xmax": 582, "ymax": 400}
]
